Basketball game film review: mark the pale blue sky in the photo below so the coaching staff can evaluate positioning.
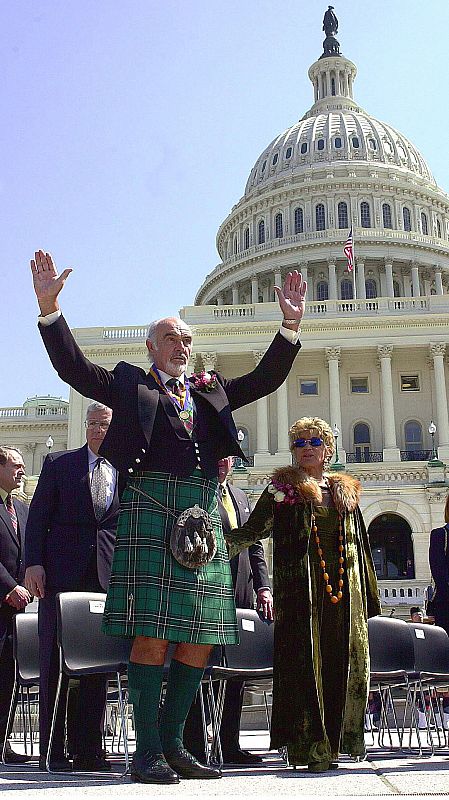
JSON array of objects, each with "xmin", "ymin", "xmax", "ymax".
[{"xmin": 2, "ymin": 0, "xmax": 448, "ymax": 406}]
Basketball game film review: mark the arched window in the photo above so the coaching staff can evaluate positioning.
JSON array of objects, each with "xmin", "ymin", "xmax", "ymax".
[
  {"xmin": 300, "ymin": 142, "xmax": 308, "ymax": 154},
  {"xmin": 244, "ymin": 227, "xmax": 250, "ymax": 250},
  {"xmin": 365, "ymin": 279, "xmax": 377, "ymax": 298},
  {"xmin": 294, "ymin": 207, "xmax": 304, "ymax": 234},
  {"xmin": 437, "ymin": 219, "xmax": 442, "ymax": 238},
  {"xmin": 382, "ymin": 203, "xmax": 392, "ymax": 229},
  {"xmin": 403, "ymin": 206, "xmax": 411, "ymax": 231},
  {"xmin": 421, "ymin": 212, "xmax": 428, "ymax": 235},
  {"xmin": 404, "ymin": 420, "xmax": 423, "ymax": 453},
  {"xmin": 353, "ymin": 422, "xmax": 371, "ymax": 462},
  {"xmin": 258, "ymin": 220, "xmax": 265, "ymax": 244},
  {"xmin": 285, "ymin": 146, "xmax": 292, "ymax": 159},
  {"xmin": 233, "ymin": 236, "xmax": 238, "ymax": 255},
  {"xmin": 334, "ymin": 136, "xmax": 342, "ymax": 148},
  {"xmin": 393, "ymin": 280, "xmax": 401, "ymax": 297},
  {"xmin": 341, "ymin": 278, "xmax": 353, "ymax": 300},
  {"xmin": 316, "ymin": 281, "xmax": 329, "ymax": 301},
  {"xmin": 274, "ymin": 212, "xmax": 283, "ymax": 238},
  {"xmin": 317, "ymin": 139, "xmax": 325, "ymax": 151},
  {"xmin": 337, "ymin": 201, "xmax": 348, "ymax": 229},
  {"xmin": 331, "ymin": 77, "xmax": 336, "ymax": 96},
  {"xmin": 368, "ymin": 514, "xmax": 415, "ymax": 579},
  {"xmin": 316, "ymin": 203, "xmax": 326, "ymax": 231},
  {"xmin": 360, "ymin": 201, "xmax": 371, "ymax": 228},
  {"xmin": 272, "ymin": 153, "xmax": 279, "ymax": 166}
]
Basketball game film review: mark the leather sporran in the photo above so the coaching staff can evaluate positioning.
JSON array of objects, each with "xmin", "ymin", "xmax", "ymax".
[{"xmin": 170, "ymin": 504, "xmax": 217, "ymax": 569}]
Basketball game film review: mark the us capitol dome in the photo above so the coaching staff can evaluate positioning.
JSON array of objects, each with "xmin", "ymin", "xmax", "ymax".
[{"xmin": 195, "ymin": 10, "xmax": 449, "ymax": 307}]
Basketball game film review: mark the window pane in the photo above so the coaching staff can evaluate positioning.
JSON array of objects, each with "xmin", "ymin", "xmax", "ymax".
[
  {"xmin": 354, "ymin": 423, "xmax": 370, "ymax": 444},
  {"xmin": 244, "ymin": 228, "xmax": 250, "ymax": 250},
  {"xmin": 272, "ymin": 153, "xmax": 279, "ymax": 165},
  {"xmin": 275, "ymin": 213, "xmax": 283, "ymax": 238},
  {"xmin": 338, "ymin": 201, "xmax": 348, "ymax": 229},
  {"xmin": 316, "ymin": 204, "xmax": 326, "ymax": 231},
  {"xmin": 365, "ymin": 279, "xmax": 377, "ymax": 299},
  {"xmin": 334, "ymin": 137, "xmax": 342, "ymax": 148},
  {"xmin": 316, "ymin": 281, "xmax": 329, "ymax": 301},
  {"xmin": 382, "ymin": 203, "xmax": 392, "ymax": 229},
  {"xmin": 401, "ymin": 376, "xmax": 420, "ymax": 392},
  {"xmin": 421, "ymin": 212, "xmax": 428, "ymax": 235},
  {"xmin": 403, "ymin": 207, "xmax": 411, "ymax": 231},
  {"xmin": 360, "ymin": 201, "xmax": 371, "ymax": 228},
  {"xmin": 350, "ymin": 377, "xmax": 369, "ymax": 393},
  {"xmin": 286, "ymin": 147, "xmax": 292, "ymax": 159},
  {"xmin": 300, "ymin": 142, "xmax": 308, "ymax": 154},
  {"xmin": 352, "ymin": 137, "xmax": 360, "ymax": 148},
  {"xmin": 300, "ymin": 380, "xmax": 318, "ymax": 396},
  {"xmin": 258, "ymin": 220, "xmax": 265, "ymax": 244},
  {"xmin": 294, "ymin": 207, "xmax": 304, "ymax": 234},
  {"xmin": 317, "ymin": 139, "xmax": 325, "ymax": 151},
  {"xmin": 341, "ymin": 279, "xmax": 353, "ymax": 300}
]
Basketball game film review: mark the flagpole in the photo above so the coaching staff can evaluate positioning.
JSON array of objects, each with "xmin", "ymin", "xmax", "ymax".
[{"xmin": 352, "ymin": 227, "xmax": 357, "ymax": 301}]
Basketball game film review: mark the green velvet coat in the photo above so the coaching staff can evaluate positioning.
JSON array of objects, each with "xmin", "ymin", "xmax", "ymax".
[{"xmin": 227, "ymin": 467, "xmax": 381, "ymax": 765}]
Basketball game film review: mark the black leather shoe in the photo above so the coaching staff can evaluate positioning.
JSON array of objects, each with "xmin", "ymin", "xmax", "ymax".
[
  {"xmin": 73, "ymin": 754, "xmax": 111, "ymax": 772},
  {"xmin": 39, "ymin": 755, "xmax": 72, "ymax": 771},
  {"xmin": 2, "ymin": 743, "xmax": 31, "ymax": 765},
  {"xmin": 130, "ymin": 751, "xmax": 180, "ymax": 784},
  {"xmin": 165, "ymin": 746, "xmax": 222, "ymax": 779},
  {"xmin": 222, "ymin": 747, "xmax": 263, "ymax": 765}
]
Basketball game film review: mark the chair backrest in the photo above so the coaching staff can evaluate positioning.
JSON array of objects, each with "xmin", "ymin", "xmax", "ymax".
[
  {"xmin": 408, "ymin": 622, "xmax": 449, "ymax": 674},
  {"xmin": 13, "ymin": 612, "xmax": 39, "ymax": 685},
  {"xmin": 56, "ymin": 592, "xmax": 132, "ymax": 676},
  {"xmin": 223, "ymin": 608, "xmax": 273, "ymax": 671},
  {"xmin": 368, "ymin": 615, "xmax": 415, "ymax": 674}
]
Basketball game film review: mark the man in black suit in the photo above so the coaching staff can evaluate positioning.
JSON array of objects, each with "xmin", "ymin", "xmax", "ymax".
[
  {"xmin": 0, "ymin": 447, "xmax": 32, "ymax": 764},
  {"xmin": 184, "ymin": 456, "xmax": 273, "ymax": 764},
  {"xmin": 24, "ymin": 402, "xmax": 120, "ymax": 772},
  {"xmin": 29, "ymin": 249, "xmax": 305, "ymax": 784}
]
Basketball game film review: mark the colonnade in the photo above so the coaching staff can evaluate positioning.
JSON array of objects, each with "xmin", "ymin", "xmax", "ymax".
[
  {"xmin": 195, "ymin": 344, "xmax": 449, "ymax": 464},
  {"xmin": 214, "ymin": 261, "xmax": 445, "ymax": 306}
]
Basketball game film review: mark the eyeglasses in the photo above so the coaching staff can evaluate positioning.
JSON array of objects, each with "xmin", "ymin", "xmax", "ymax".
[
  {"xmin": 293, "ymin": 437, "xmax": 323, "ymax": 448},
  {"xmin": 85, "ymin": 421, "xmax": 110, "ymax": 431}
]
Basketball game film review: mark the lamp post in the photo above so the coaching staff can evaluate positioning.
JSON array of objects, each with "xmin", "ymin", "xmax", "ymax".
[
  {"xmin": 428, "ymin": 421, "xmax": 441, "ymax": 464},
  {"xmin": 46, "ymin": 435, "xmax": 54, "ymax": 454},
  {"xmin": 329, "ymin": 423, "xmax": 344, "ymax": 471},
  {"xmin": 232, "ymin": 429, "xmax": 248, "ymax": 473}
]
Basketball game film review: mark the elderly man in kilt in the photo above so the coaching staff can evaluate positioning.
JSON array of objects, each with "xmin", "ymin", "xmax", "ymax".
[{"xmin": 30, "ymin": 249, "xmax": 306, "ymax": 784}]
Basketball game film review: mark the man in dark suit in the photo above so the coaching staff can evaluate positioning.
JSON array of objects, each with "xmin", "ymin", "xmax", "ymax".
[
  {"xmin": 24, "ymin": 402, "xmax": 120, "ymax": 772},
  {"xmin": 184, "ymin": 456, "xmax": 273, "ymax": 764},
  {"xmin": 29, "ymin": 249, "xmax": 305, "ymax": 784},
  {"xmin": 0, "ymin": 446, "xmax": 32, "ymax": 764}
]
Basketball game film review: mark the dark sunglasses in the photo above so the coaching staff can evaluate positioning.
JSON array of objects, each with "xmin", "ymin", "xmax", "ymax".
[{"xmin": 293, "ymin": 437, "xmax": 323, "ymax": 448}]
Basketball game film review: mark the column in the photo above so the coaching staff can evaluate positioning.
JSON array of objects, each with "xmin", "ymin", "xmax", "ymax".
[
  {"xmin": 251, "ymin": 275, "xmax": 259, "ymax": 304},
  {"xmin": 384, "ymin": 260, "xmax": 394, "ymax": 298},
  {"xmin": 429, "ymin": 344, "xmax": 449, "ymax": 456},
  {"xmin": 276, "ymin": 380, "xmax": 290, "ymax": 455},
  {"xmin": 377, "ymin": 345, "xmax": 401, "ymax": 461},
  {"xmin": 357, "ymin": 260, "xmax": 366, "ymax": 299},
  {"xmin": 435, "ymin": 268, "xmax": 444, "ymax": 295},
  {"xmin": 411, "ymin": 263, "xmax": 420, "ymax": 297},
  {"xmin": 298, "ymin": 262, "xmax": 308, "ymax": 287},
  {"xmin": 253, "ymin": 351, "xmax": 270, "ymax": 466},
  {"xmin": 325, "ymin": 348, "xmax": 346, "ymax": 462},
  {"xmin": 328, "ymin": 261, "xmax": 337, "ymax": 300},
  {"xmin": 67, "ymin": 388, "xmax": 88, "ymax": 450},
  {"xmin": 216, "ymin": 293, "xmax": 224, "ymax": 306},
  {"xmin": 232, "ymin": 284, "xmax": 239, "ymax": 305}
]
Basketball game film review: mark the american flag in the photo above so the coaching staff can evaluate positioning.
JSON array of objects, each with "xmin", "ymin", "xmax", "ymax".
[{"xmin": 343, "ymin": 226, "xmax": 354, "ymax": 271}]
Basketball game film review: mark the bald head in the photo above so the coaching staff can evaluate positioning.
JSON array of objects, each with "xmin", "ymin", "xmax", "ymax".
[{"xmin": 146, "ymin": 317, "xmax": 193, "ymax": 377}]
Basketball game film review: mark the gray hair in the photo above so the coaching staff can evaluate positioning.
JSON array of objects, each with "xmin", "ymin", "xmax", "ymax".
[
  {"xmin": 85, "ymin": 402, "xmax": 112, "ymax": 420},
  {"xmin": 146, "ymin": 317, "xmax": 193, "ymax": 348},
  {"xmin": 0, "ymin": 446, "xmax": 23, "ymax": 466}
]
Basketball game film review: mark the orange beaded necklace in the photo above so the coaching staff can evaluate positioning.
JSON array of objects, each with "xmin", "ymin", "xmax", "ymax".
[{"xmin": 311, "ymin": 503, "xmax": 345, "ymax": 605}]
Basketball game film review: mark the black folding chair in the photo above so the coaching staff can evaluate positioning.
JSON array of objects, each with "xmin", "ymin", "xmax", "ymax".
[
  {"xmin": 208, "ymin": 608, "xmax": 273, "ymax": 765},
  {"xmin": 405, "ymin": 623, "xmax": 449, "ymax": 750},
  {"xmin": 368, "ymin": 615, "xmax": 418, "ymax": 750},
  {"xmin": 2, "ymin": 612, "xmax": 40, "ymax": 764},
  {"xmin": 46, "ymin": 592, "xmax": 132, "ymax": 773}
]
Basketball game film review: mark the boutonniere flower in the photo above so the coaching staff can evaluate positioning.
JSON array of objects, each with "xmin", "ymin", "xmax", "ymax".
[
  {"xmin": 190, "ymin": 371, "xmax": 217, "ymax": 392},
  {"xmin": 267, "ymin": 480, "xmax": 301, "ymax": 505}
]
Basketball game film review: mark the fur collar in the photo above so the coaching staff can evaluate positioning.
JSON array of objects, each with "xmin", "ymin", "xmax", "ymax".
[{"xmin": 271, "ymin": 465, "xmax": 361, "ymax": 515}]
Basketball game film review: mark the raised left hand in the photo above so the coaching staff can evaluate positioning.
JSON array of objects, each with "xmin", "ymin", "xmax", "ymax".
[{"xmin": 274, "ymin": 270, "xmax": 307, "ymax": 324}]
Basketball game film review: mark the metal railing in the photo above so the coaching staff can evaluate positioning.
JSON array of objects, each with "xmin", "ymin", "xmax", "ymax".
[
  {"xmin": 346, "ymin": 451, "xmax": 383, "ymax": 463},
  {"xmin": 400, "ymin": 450, "xmax": 431, "ymax": 462}
]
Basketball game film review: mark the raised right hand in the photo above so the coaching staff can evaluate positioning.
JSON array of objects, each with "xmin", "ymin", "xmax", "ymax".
[
  {"xmin": 24, "ymin": 565, "xmax": 46, "ymax": 599},
  {"xmin": 30, "ymin": 250, "xmax": 72, "ymax": 316}
]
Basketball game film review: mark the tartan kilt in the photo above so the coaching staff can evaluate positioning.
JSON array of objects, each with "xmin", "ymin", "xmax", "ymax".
[{"xmin": 102, "ymin": 471, "xmax": 238, "ymax": 644}]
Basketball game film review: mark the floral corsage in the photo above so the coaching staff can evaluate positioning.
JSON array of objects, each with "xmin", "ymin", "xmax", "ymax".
[
  {"xmin": 190, "ymin": 371, "xmax": 217, "ymax": 392},
  {"xmin": 267, "ymin": 479, "xmax": 301, "ymax": 505}
]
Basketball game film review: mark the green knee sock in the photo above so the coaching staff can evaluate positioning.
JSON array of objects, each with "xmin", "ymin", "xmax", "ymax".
[
  {"xmin": 159, "ymin": 659, "xmax": 204, "ymax": 754},
  {"xmin": 127, "ymin": 662, "xmax": 164, "ymax": 756}
]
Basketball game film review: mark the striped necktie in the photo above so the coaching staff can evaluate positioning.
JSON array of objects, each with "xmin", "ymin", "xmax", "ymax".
[{"xmin": 5, "ymin": 495, "xmax": 18, "ymax": 536}]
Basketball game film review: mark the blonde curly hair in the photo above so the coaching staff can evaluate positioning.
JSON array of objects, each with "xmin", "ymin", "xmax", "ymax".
[{"xmin": 288, "ymin": 417, "xmax": 335, "ymax": 458}]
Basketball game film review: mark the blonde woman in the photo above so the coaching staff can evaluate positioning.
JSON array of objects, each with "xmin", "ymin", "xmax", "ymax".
[{"xmin": 226, "ymin": 417, "xmax": 380, "ymax": 772}]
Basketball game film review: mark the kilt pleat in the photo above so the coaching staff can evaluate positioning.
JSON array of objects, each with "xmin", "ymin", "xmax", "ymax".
[{"xmin": 102, "ymin": 471, "xmax": 238, "ymax": 644}]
